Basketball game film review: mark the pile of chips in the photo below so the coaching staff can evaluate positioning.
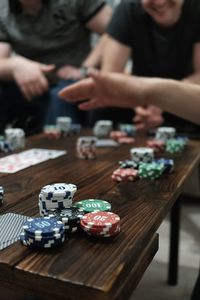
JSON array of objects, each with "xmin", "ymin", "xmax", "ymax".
[
  {"xmin": 39, "ymin": 183, "xmax": 77, "ymax": 216},
  {"xmin": 80, "ymin": 211, "xmax": 120, "ymax": 238},
  {"xmin": 110, "ymin": 130, "xmax": 127, "ymax": 141},
  {"xmin": 112, "ymin": 168, "xmax": 138, "ymax": 182},
  {"xmin": 155, "ymin": 158, "xmax": 174, "ymax": 174},
  {"xmin": 0, "ymin": 186, "xmax": 4, "ymax": 205},
  {"xmin": 56, "ymin": 116, "xmax": 72, "ymax": 135},
  {"xmin": 118, "ymin": 159, "xmax": 138, "ymax": 169},
  {"xmin": 147, "ymin": 139, "xmax": 165, "ymax": 152},
  {"xmin": 20, "ymin": 217, "xmax": 65, "ymax": 249},
  {"xmin": 74, "ymin": 199, "xmax": 111, "ymax": 213},
  {"xmin": 138, "ymin": 162, "xmax": 164, "ymax": 180},
  {"xmin": 93, "ymin": 120, "xmax": 113, "ymax": 137},
  {"xmin": 5, "ymin": 128, "xmax": 25, "ymax": 150},
  {"xmin": 43, "ymin": 125, "xmax": 61, "ymax": 139},
  {"xmin": 165, "ymin": 139, "xmax": 185, "ymax": 154},
  {"xmin": 155, "ymin": 127, "xmax": 176, "ymax": 142},
  {"xmin": 130, "ymin": 147, "xmax": 154, "ymax": 164},
  {"xmin": 119, "ymin": 123, "xmax": 136, "ymax": 136},
  {"xmin": 76, "ymin": 136, "xmax": 97, "ymax": 159}
]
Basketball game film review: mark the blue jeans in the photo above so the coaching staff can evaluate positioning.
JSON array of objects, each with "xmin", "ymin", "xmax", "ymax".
[{"xmin": 44, "ymin": 79, "xmax": 82, "ymax": 125}]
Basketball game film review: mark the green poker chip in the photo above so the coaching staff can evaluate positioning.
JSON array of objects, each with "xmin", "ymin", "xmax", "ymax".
[
  {"xmin": 138, "ymin": 162, "xmax": 164, "ymax": 180},
  {"xmin": 165, "ymin": 139, "xmax": 185, "ymax": 154},
  {"xmin": 74, "ymin": 199, "xmax": 111, "ymax": 213}
]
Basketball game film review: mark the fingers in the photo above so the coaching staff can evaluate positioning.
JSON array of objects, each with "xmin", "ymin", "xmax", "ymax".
[
  {"xmin": 40, "ymin": 64, "xmax": 55, "ymax": 73},
  {"xmin": 78, "ymin": 98, "xmax": 101, "ymax": 110},
  {"xmin": 59, "ymin": 78, "xmax": 94, "ymax": 101}
]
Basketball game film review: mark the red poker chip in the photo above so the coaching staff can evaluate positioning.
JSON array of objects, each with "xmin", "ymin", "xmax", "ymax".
[
  {"xmin": 82, "ymin": 224, "xmax": 120, "ymax": 235},
  {"xmin": 112, "ymin": 168, "xmax": 138, "ymax": 182},
  {"xmin": 117, "ymin": 137, "xmax": 135, "ymax": 144},
  {"xmin": 81, "ymin": 212, "xmax": 120, "ymax": 228},
  {"xmin": 147, "ymin": 139, "xmax": 165, "ymax": 152},
  {"xmin": 81, "ymin": 220, "xmax": 120, "ymax": 232},
  {"xmin": 110, "ymin": 131, "xmax": 127, "ymax": 140}
]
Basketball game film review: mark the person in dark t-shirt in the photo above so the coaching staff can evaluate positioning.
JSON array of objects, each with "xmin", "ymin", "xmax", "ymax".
[{"xmin": 101, "ymin": 0, "xmax": 200, "ymax": 136}]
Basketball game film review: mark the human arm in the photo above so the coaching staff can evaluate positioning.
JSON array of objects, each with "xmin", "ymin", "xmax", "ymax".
[
  {"xmin": 58, "ymin": 70, "xmax": 200, "ymax": 125},
  {"xmin": 0, "ymin": 42, "xmax": 55, "ymax": 100}
]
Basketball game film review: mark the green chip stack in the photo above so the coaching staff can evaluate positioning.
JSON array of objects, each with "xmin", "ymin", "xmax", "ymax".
[
  {"xmin": 165, "ymin": 139, "xmax": 185, "ymax": 154},
  {"xmin": 138, "ymin": 162, "xmax": 164, "ymax": 180}
]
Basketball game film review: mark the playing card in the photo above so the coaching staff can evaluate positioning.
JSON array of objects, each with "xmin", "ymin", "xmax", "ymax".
[
  {"xmin": 0, "ymin": 213, "xmax": 29, "ymax": 250},
  {"xmin": 96, "ymin": 139, "xmax": 119, "ymax": 147},
  {"xmin": 0, "ymin": 148, "xmax": 67, "ymax": 173}
]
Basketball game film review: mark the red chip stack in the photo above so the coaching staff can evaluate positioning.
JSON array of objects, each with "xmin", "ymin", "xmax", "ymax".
[
  {"xmin": 80, "ymin": 211, "xmax": 120, "ymax": 238},
  {"xmin": 111, "ymin": 168, "xmax": 138, "ymax": 182}
]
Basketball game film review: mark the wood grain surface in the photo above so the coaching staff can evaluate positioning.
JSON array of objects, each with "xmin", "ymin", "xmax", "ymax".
[{"xmin": 0, "ymin": 132, "xmax": 199, "ymax": 300}]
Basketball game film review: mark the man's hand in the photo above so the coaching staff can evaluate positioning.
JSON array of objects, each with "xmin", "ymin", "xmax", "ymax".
[
  {"xmin": 133, "ymin": 105, "xmax": 164, "ymax": 131},
  {"xmin": 59, "ymin": 69, "xmax": 148, "ymax": 110},
  {"xmin": 57, "ymin": 65, "xmax": 84, "ymax": 80},
  {"xmin": 11, "ymin": 56, "xmax": 55, "ymax": 100}
]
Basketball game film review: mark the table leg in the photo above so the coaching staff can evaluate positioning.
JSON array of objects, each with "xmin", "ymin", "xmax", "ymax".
[{"xmin": 167, "ymin": 196, "xmax": 181, "ymax": 285}]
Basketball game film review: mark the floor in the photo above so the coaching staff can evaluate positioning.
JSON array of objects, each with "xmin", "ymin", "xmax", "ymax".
[{"xmin": 131, "ymin": 201, "xmax": 200, "ymax": 300}]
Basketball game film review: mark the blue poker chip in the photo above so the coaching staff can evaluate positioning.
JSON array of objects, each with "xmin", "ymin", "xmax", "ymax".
[
  {"xmin": 22, "ymin": 217, "xmax": 64, "ymax": 238},
  {"xmin": 20, "ymin": 232, "xmax": 65, "ymax": 249},
  {"xmin": 155, "ymin": 158, "xmax": 174, "ymax": 174}
]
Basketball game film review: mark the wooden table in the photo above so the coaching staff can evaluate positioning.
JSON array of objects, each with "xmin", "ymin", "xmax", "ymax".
[{"xmin": 0, "ymin": 132, "xmax": 199, "ymax": 300}]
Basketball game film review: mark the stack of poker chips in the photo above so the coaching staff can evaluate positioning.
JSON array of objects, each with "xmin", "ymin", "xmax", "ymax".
[
  {"xmin": 74, "ymin": 199, "xmax": 111, "ymax": 213},
  {"xmin": 130, "ymin": 147, "xmax": 154, "ymax": 165},
  {"xmin": 165, "ymin": 139, "xmax": 186, "ymax": 154},
  {"xmin": 147, "ymin": 139, "xmax": 165, "ymax": 152},
  {"xmin": 4, "ymin": 128, "xmax": 25, "ymax": 150},
  {"xmin": 80, "ymin": 211, "xmax": 120, "ymax": 238},
  {"xmin": 155, "ymin": 127, "xmax": 176, "ymax": 142},
  {"xmin": 68, "ymin": 124, "xmax": 81, "ymax": 135},
  {"xmin": 119, "ymin": 123, "xmax": 136, "ymax": 136},
  {"xmin": 43, "ymin": 125, "xmax": 61, "ymax": 139},
  {"xmin": 76, "ymin": 136, "xmax": 97, "ymax": 159},
  {"xmin": 138, "ymin": 162, "xmax": 165, "ymax": 180},
  {"xmin": 39, "ymin": 183, "xmax": 77, "ymax": 216},
  {"xmin": 56, "ymin": 207, "xmax": 85, "ymax": 233},
  {"xmin": 56, "ymin": 116, "xmax": 72, "ymax": 136},
  {"xmin": 119, "ymin": 159, "xmax": 138, "ymax": 169},
  {"xmin": 93, "ymin": 120, "xmax": 113, "ymax": 137},
  {"xmin": 154, "ymin": 158, "xmax": 174, "ymax": 174},
  {"xmin": 110, "ymin": 130, "xmax": 127, "ymax": 141},
  {"xmin": 0, "ymin": 140, "xmax": 14, "ymax": 153},
  {"xmin": 0, "ymin": 186, "xmax": 4, "ymax": 205},
  {"xmin": 20, "ymin": 217, "xmax": 65, "ymax": 249},
  {"xmin": 112, "ymin": 168, "xmax": 138, "ymax": 182}
]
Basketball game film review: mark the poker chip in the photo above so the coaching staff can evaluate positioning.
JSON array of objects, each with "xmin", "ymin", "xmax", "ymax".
[
  {"xmin": 155, "ymin": 127, "xmax": 176, "ymax": 142},
  {"xmin": 130, "ymin": 147, "xmax": 154, "ymax": 164},
  {"xmin": 109, "ymin": 131, "xmax": 127, "ymax": 141},
  {"xmin": 74, "ymin": 199, "xmax": 111, "ymax": 213},
  {"xmin": 4, "ymin": 128, "xmax": 25, "ymax": 150},
  {"xmin": 117, "ymin": 137, "xmax": 135, "ymax": 144},
  {"xmin": 118, "ymin": 123, "xmax": 136, "ymax": 136},
  {"xmin": 118, "ymin": 159, "xmax": 138, "ymax": 169},
  {"xmin": 0, "ymin": 186, "xmax": 4, "ymax": 205},
  {"xmin": 0, "ymin": 140, "xmax": 14, "ymax": 153},
  {"xmin": 68, "ymin": 124, "xmax": 81, "ymax": 135},
  {"xmin": 165, "ymin": 139, "xmax": 185, "ymax": 154},
  {"xmin": 155, "ymin": 158, "xmax": 174, "ymax": 174},
  {"xmin": 93, "ymin": 120, "xmax": 113, "ymax": 137},
  {"xmin": 76, "ymin": 136, "xmax": 97, "ymax": 159},
  {"xmin": 80, "ymin": 211, "xmax": 120, "ymax": 238},
  {"xmin": 43, "ymin": 125, "xmax": 61, "ymax": 139},
  {"xmin": 138, "ymin": 162, "xmax": 164, "ymax": 180},
  {"xmin": 58, "ymin": 207, "xmax": 85, "ymax": 233},
  {"xmin": 56, "ymin": 116, "xmax": 72, "ymax": 135},
  {"xmin": 20, "ymin": 216, "xmax": 66, "ymax": 249},
  {"xmin": 22, "ymin": 217, "xmax": 64, "ymax": 238},
  {"xmin": 111, "ymin": 168, "xmax": 138, "ymax": 182},
  {"xmin": 147, "ymin": 139, "xmax": 165, "ymax": 152}
]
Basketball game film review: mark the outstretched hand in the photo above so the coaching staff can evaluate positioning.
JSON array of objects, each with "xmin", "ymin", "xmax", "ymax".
[{"xmin": 58, "ymin": 69, "xmax": 147, "ymax": 110}]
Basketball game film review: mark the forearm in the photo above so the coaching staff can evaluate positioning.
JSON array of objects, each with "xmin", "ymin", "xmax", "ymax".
[
  {"xmin": 0, "ymin": 57, "xmax": 16, "ymax": 80},
  {"xmin": 82, "ymin": 34, "xmax": 108, "ymax": 68},
  {"xmin": 147, "ymin": 78, "xmax": 200, "ymax": 125},
  {"xmin": 182, "ymin": 72, "xmax": 200, "ymax": 85}
]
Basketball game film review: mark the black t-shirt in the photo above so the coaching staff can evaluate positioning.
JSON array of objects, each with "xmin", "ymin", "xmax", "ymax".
[{"xmin": 107, "ymin": 0, "xmax": 200, "ymax": 134}]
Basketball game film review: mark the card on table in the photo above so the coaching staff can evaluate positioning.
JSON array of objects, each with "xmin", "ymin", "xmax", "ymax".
[
  {"xmin": 0, "ymin": 213, "xmax": 29, "ymax": 250},
  {"xmin": 0, "ymin": 148, "xmax": 67, "ymax": 173}
]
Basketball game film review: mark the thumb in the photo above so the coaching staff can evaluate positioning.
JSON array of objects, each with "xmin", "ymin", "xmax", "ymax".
[
  {"xmin": 39, "ymin": 64, "xmax": 55, "ymax": 73},
  {"xmin": 87, "ymin": 68, "xmax": 100, "ymax": 80}
]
